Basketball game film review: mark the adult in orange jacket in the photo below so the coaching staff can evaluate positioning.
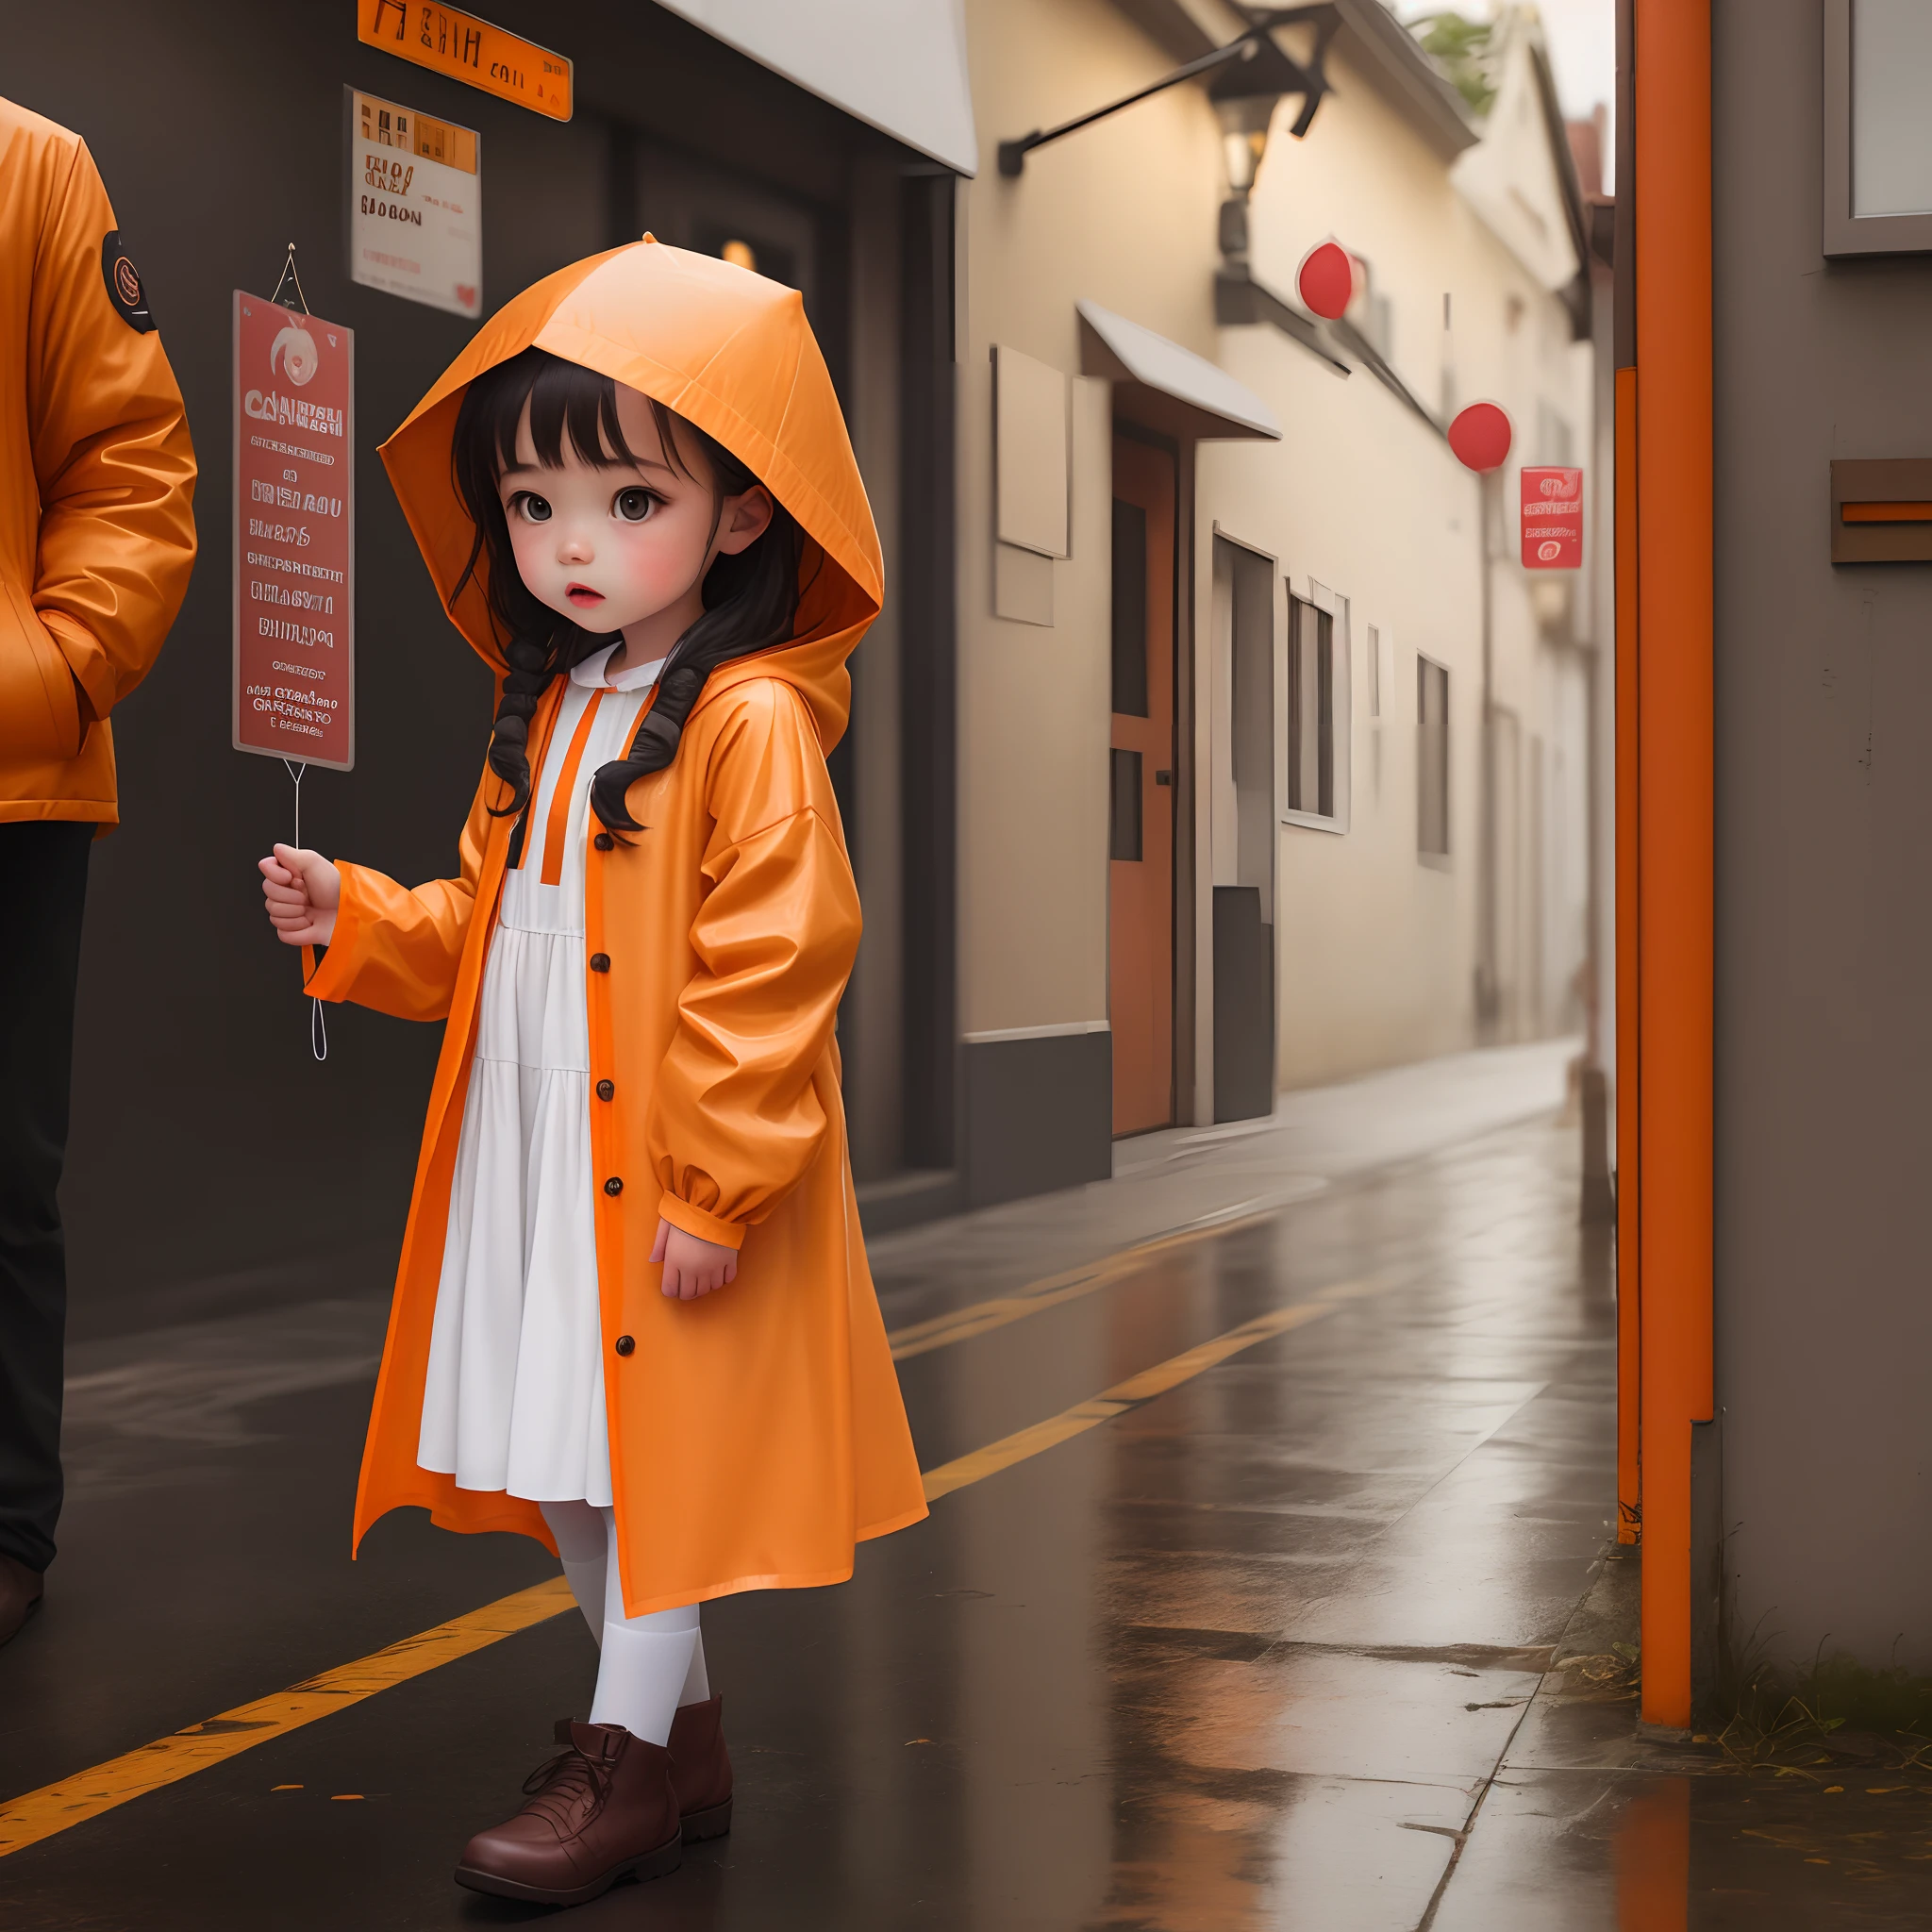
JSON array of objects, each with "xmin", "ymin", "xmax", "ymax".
[
  {"xmin": 0, "ymin": 98, "xmax": 197, "ymax": 1647},
  {"xmin": 258, "ymin": 241, "xmax": 925, "ymax": 1906}
]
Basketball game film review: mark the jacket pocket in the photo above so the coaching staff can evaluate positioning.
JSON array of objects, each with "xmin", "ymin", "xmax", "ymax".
[{"xmin": 0, "ymin": 574, "xmax": 84, "ymax": 764}]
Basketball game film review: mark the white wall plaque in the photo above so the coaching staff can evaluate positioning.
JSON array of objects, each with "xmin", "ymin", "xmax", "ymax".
[
  {"xmin": 345, "ymin": 89, "xmax": 483, "ymax": 317},
  {"xmin": 993, "ymin": 344, "xmax": 1069, "ymax": 558}
]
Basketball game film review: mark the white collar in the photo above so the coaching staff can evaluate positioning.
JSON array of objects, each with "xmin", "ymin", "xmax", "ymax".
[{"xmin": 571, "ymin": 641, "xmax": 666, "ymax": 692}]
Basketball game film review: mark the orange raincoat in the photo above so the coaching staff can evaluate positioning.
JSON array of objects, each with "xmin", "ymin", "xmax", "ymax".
[
  {"xmin": 0, "ymin": 98, "xmax": 197, "ymax": 824},
  {"xmin": 305, "ymin": 241, "xmax": 927, "ymax": 1615}
]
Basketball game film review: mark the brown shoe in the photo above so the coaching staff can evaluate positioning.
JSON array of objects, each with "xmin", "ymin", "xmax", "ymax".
[
  {"xmin": 0, "ymin": 1556, "xmax": 44, "ymax": 1648},
  {"xmin": 668, "ymin": 1694, "xmax": 733, "ymax": 1840},
  {"xmin": 454, "ymin": 1720, "xmax": 682, "ymax": 1906}
]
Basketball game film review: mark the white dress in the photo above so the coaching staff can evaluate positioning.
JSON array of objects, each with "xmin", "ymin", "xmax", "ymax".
[{"xmin": 416, "ymin": 641, "xmax": 666, "ymax": 1506}]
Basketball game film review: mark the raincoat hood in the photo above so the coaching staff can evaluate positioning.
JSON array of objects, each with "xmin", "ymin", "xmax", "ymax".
[{"xmin": 378, "ymin": 239, "xmax": 880, "ymax": 753}]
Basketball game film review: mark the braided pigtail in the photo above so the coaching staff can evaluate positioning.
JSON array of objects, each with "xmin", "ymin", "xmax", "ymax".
[
  {"xmin": 587, "ymin": 661, "xmax": 705, "ymax": 831},
  {"xmin": 487, "ymin": 636, "xmax": 553, "ymax": 810}
]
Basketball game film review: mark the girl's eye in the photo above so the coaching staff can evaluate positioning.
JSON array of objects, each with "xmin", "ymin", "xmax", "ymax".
[
  {"xmin": 511, "ymin": 492, "xmax": 552, "ymax": 525},
  {"xmin": 613, "ymin": 488, "xmax": 658, "ymax": 524}
]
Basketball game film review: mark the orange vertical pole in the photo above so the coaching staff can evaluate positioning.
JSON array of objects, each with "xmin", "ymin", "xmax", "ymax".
[
  {"xmin": 1634, "ymin": 0, "xmax": 1713, "ymax": 1729},
  {"xmin": 1614, "ymin": 364, "xmax": 1641, "ymax": 1546}
]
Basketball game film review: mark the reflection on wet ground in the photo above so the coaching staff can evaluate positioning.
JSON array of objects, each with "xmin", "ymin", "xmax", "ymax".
[{"xmin": 3, "ymin": 1047, "xmax": 1928, "ymax": 1926}]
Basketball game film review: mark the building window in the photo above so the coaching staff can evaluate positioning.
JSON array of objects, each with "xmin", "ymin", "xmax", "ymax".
[
  {"xmin": 1824, "ymin": 0, "xmax": 1932, "ymax": 256},
  {"xmin": 1110, "ymin": 499, "xmax": 1148, "ymax": 715},
  {"xmin": 1418, "ymin": 654, "xmax": 1450, "ymax": 858},
  {"xmin": 1366, "ymin": 623, "xmax": 1388, "ymax": 802},
  {"xmin": 1109, "ymin": 747, "xmax": 1142, "ymax": 860},
  {"xmin": 1348, "ymin": 255, "xmax": 1395, "ymax": 362},
  {"xmin": 1288, "ymin": 596, "xmax": 1335, "ymax": 818}
]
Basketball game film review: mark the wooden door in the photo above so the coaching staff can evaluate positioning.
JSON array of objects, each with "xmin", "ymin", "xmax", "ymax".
[{"xmin": 1108, "ymin": 433, "xmax": 1177, "ymax": 1135}]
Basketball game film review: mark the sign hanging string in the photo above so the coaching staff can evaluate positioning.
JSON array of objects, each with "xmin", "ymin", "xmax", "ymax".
[
  {"xmin": 283, "ymin": 758, "xmax": 327, "ymax": 1063},
  {"xmin": 269, "ymin": 242, "xmax": 310, "ymax": 317}
]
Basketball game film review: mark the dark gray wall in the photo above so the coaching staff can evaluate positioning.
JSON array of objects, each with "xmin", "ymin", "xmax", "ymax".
[
  {"xmin": 1714, "ymin": 0, "xmax": 1932, "ymax": 1670},
  {"xmin": 962, "ymin": 1033, "xmax": 1112, "ymax": 1209},
  {"xmin": 3, "ymin": 0, "xmax": 900, "ymax": 1340}
]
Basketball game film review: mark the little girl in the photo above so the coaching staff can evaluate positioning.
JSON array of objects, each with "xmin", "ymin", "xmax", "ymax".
[{"xmin": 258, "ymin": 241, "xmax": 927, "ymax": 1907}]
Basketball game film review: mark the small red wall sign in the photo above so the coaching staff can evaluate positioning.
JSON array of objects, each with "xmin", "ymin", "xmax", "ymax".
[
  {"xmin": 232, "ymin": 291, "xmax": 355, "ymax": 769},
  {"xmin": 1521, "ymin": 466, "xmax": 1584, "ymax": 570}
]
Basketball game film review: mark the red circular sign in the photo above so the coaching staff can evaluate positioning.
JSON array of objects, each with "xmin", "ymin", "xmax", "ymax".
[
  {"xmin": 1297, "ymin": 242, "xmax": 1354, "ymax": 321},
  {"xmin": 1448, "ymin": 402, "xmax": 1513, "ymax": 473}
]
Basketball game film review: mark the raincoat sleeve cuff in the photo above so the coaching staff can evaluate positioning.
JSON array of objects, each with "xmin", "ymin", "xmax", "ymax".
[
  {"xmin": 655, "ymin": 1195, "xmax": 747, "ymax": 1252},
  {"xmin": 300, "ymin": 864, "xmax": 367, "ymax": 1003}
]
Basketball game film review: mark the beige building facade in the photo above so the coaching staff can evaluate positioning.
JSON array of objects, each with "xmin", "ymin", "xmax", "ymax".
[{"xmin": 937, "ymin": 0, "xmax": 1606, "ymax": 1208}]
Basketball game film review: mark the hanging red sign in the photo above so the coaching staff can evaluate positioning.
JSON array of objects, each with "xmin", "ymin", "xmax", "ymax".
[
  {"xmin": 232, "ymin": 291, "xmax": 354, "ymax": 769},
  {"xmin": 1521, "ymin": 466, "xmax": 1584, "ymax": 570}
]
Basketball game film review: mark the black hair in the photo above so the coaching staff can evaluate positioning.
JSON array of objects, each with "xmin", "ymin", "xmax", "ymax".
[{"xmin": 449, "ymin": 346, "xmax": 805, "ymax": 838}]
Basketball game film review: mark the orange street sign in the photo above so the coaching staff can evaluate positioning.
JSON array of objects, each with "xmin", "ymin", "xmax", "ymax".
[{"xmin": 358, "ymin": 1, "xmax": 573, "ymax": 122}]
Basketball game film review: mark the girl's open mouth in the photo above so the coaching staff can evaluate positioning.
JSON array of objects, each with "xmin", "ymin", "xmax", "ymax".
[{"xmin": 565, "ymin": 583, "xmax": 605, "ymax": 608}]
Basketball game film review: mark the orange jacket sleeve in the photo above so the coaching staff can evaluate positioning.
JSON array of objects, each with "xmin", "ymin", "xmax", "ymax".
[
  {"xmin": 648, "ymin": 682, "xmax": 861, "ymax": 1249},
  {"xmin": 304, "ymin": 767, "xmax": 498, "ymax": 1023},
  {"xmin": 27, "ymin": 135, "xmax": 196, "ymax": 729}
]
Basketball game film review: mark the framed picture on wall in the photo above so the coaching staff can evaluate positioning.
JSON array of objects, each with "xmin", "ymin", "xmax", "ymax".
[{"xmin": 1824, "ymin": 0, "xmax": 1932, "ymax": 256}]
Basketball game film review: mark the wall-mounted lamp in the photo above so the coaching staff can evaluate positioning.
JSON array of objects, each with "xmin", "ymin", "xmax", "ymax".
[
  {"xmin": 997, "ymin": 6, "xmax": 1339, "ymax": 182},
  {"xmin": 1216, "ymin": 92, "xmax": 1274, "ymax": 200},
  {"xmin": 1208, "ymin": 17, "xmax": 1332, "ymax": 264}
]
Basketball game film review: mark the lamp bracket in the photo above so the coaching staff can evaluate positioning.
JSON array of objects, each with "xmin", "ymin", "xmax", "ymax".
[
  {"xmin": 997, "ymin": 6, "xmax": 1340, "ymax": 177},
  {"xmin": 1233, "ymin": 6, "xmax": 1342, "ymax": 139}
]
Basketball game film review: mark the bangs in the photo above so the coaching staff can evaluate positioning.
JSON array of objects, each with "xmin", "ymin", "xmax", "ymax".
[{"xmin": 478, "ymin": 348, "xmax": 698, "ymax": 479}]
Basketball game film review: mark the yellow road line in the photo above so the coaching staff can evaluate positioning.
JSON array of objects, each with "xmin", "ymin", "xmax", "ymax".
[
  {"xmin": 0, "ymin": 1273, "xmax": 1374, "ymax": 1859},
  {"xmin": 886, "ymin": 1199, "xmax": 1308, "ymax": 1360},
  {"xmin": 921, "ymin": 1297, "xmax": 1345, "ymax": 1500},
  {"xmin": 0, "ymin": 1578, "xmax": 574, "ymax": 1857}
]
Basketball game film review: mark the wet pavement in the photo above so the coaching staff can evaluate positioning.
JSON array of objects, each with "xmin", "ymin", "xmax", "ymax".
[{"xmin": 6, "ymin": 1042, "xmax": 1930, "ymax": 1926}]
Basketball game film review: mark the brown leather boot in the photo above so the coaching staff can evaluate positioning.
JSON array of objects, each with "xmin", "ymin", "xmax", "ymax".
[
  {"xmin": 667, "ymin": 1694, "xmax": 733, "ymax": 1840},
  {"xmin": 0, "ymin": 1556, "xmax": 44, "ymax": 1648},
  {"xmin": 454, "ymin": 1720, "xmax": 682, "ymax": 1905}
]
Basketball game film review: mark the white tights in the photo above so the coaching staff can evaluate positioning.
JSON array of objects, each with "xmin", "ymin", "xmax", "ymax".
[{"xmin": 540, "ymin": 1499, "xmax": 709, "ymax": 1748}]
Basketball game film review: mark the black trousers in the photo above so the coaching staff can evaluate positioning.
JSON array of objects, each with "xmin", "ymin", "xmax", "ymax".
[{"xmin": 0, "ymin": 820, "xmax": 92, "ymax": 1574}]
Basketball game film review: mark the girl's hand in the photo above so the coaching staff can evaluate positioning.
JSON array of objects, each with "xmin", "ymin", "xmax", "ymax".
[
  {"xmin": 259, "ymin": 843, "xmax": 341, "ymax": 947},
  {"xmin": 651, "ymin": 1219, "xmax": 739, "ymax": 1300}
]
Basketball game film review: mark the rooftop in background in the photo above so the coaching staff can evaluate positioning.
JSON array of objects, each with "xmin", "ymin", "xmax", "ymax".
[{"xmin": 1394, "ymin": 0, "xmax": 1616, "ymax": 180}]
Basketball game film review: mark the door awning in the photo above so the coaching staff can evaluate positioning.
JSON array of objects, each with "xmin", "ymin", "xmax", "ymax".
[
  {"xmin": 655, "ymin": 0, "xmax": 978, "ymax": 176},
  {"xmin": 1076, "ymin": 302, "xmax": 1281, "ymax": 441}
]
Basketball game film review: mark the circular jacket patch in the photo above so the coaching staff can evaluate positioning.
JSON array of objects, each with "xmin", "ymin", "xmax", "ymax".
[{"xmin": 100, "ymin": 230, "xmax": 156, "ymax": 333}]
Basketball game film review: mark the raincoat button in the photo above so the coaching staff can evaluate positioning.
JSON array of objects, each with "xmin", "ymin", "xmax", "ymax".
[
  {"xmin": 590, "ymin": 953, "xmax": 610, "ymax": 973},
  {"xmin": 614, "ymin": 1334, "xmax": 635, "ymax": 1357},
  {"xmin": 593, "ymin": 833, "xmax": 614, "ymax": 852},
  {"xmin": 596, "ymin": 1079, "xmax": 614, "ymax": 1101},
  {"xmin": 604, "ymin": 1175, "xmax": 624, "ymax": 1196}
]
